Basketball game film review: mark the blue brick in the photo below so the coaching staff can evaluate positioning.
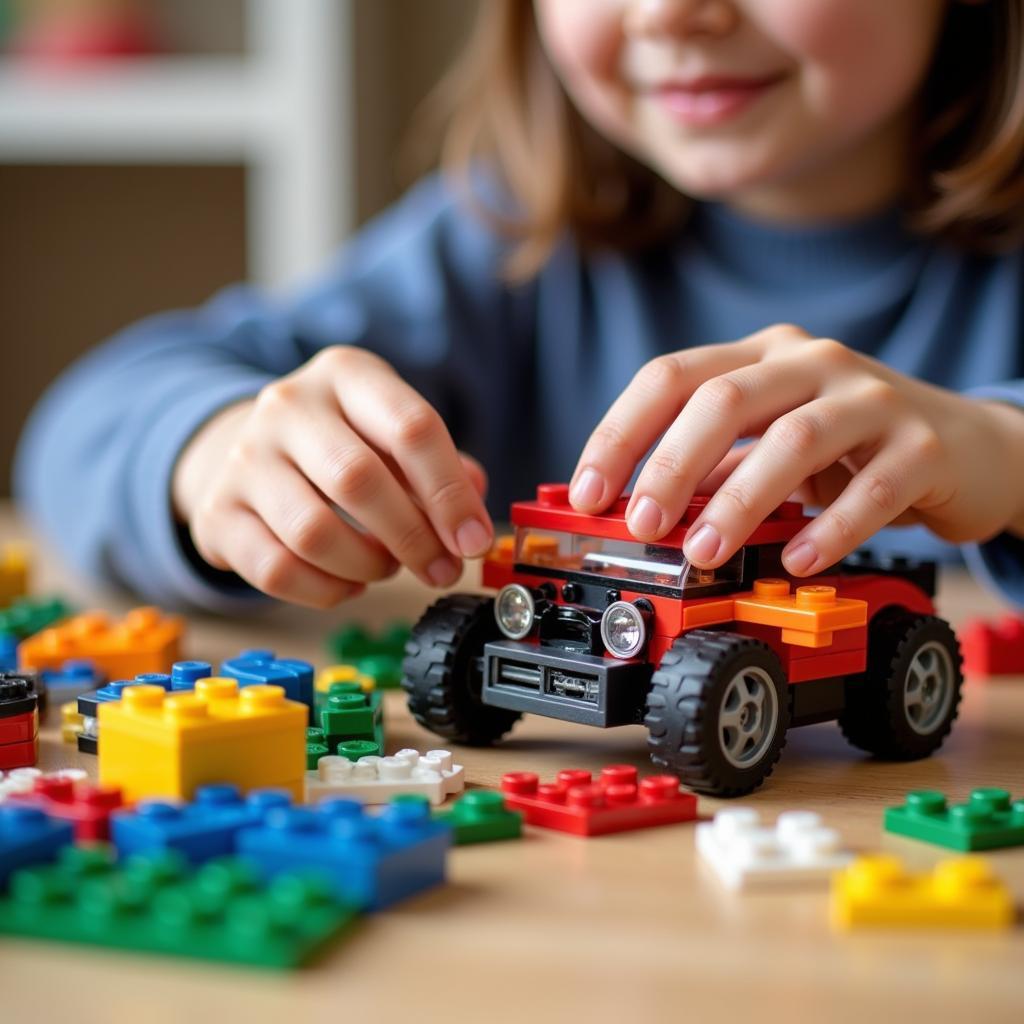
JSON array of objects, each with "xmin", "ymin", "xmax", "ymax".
[
  {"xmin": 77, "ymin": 675, "xmax": 169, "ymax": 718},
  {"xmin": 237, "ymin": 797, "xmax": 451, "ymax": 910},
  {"xmin": 220, "ymin": 651, "xmax": 314, "ymax": 719},
  {"xmin": 0, "ymin": 805, "xmax": 75, "ymax": 889},
  {"xmin": 111, "ymin": 784, "xmax": 292, "ymax": 865},
  {"xmin": 170, "ymin": 660, "xmax": 212, "ymax": 691},
  {"xmin": 0, "ymin": 634, "xmax": 17, "ymax": 672},
  {"xmin": 39, "ymin": 659, "xmax": 104, "ymax": 697}
]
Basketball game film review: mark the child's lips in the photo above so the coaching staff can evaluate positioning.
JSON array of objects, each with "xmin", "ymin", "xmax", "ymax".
[{"xmin": 652, "ymin": 72, "xmax": 787, "ymax": 127}]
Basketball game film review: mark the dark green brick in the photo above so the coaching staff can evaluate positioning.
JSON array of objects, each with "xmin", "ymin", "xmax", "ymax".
[
  {"xmin": 884, "ymin": 788, "xmax": 1024, "ymax": 852},
  {"xmin": 0, "ymin": 596, "xmax": 72, "ymax": 640}
]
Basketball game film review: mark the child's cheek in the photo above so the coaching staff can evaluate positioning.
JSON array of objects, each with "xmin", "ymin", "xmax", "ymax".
[{"xmin": 535, "ymin": 0, "xmax": 632, "ymax": 135}]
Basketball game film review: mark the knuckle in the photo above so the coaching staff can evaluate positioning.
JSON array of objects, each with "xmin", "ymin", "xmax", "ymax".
[
  {"xmin": 256, "ymin": 378, "xmax": 299, "ymax": 413},
  {"xmin": 323, "ymin": 445, "xmax": 380, "ymax": 502},
  {"xmin": 909, "ymin": 426, "xmax": 944, "ymax": 463},
  {"xmin": 812, "ymin": 337, "xmax": 855, "ymax": 367},
  {"xmin": 821, "ymin": 505, "xmax": 857, "ymax": 544},
  {"xmin": 391, "ymin": 403, "xmax": 443, "ymax": 451},
  {"xmin": 285, "ymin": 506, "xmax": 337, "ymax": 561},
  {"xmin": 715, "ymin": 481, "xmax": 756, "ymax": 518},
  {"xmin": 390, "ymin": 517, "xmax": 436, "ymax": 561},
  {"xmin": 645, "ymin": 446, "xmax": 687, "ymax": 482},
  {"xmin": 591, "ymin": 420, "xmax": 634, "ymax": 458},
  {"xmin": 251, "ymin": 546, "xmax": 299, "ymax": 597},
  {"xmin": 858, "ymin": 379, "xmax": 900, "ymax": 412},
  {"xmin": 427, "ymin": 475, "xmax": 471, "ymax": 514},
  {"xmin": 767, "ymin": 413, "xmax": 822, "ymax": 460},
  {"xmin": 761, "ymin": 323, "xmax": 811, "ymax": 349},
  {"xmin": 635, "ymin": 354, "xmax": 687, "ymax": 396},
  {"xmin": 694, "ymin": 375, "xmax": 747, "ymax": 415},
  {"xmin": 859, "ymin": 471, "xmax": 901, "ymax": 516}
]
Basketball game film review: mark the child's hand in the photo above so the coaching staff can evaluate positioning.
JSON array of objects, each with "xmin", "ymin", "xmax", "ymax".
[
  {"xmin": 569, "ymin": 324, "xmax": 1024, "ymax": 577},
  {"xmin": 172, "ymin": 346, "xmax": 493, "ymax": 608}
]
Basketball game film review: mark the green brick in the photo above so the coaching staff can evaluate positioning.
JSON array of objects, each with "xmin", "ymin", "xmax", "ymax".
[
  {"xmin": 884, "ymin": 788, "xmax": 1024, "ymax": 852},
  {"xmin": 326, "ymin": 621, "xmax": 410, "ymax": 689},
  {"xmin": 434, "ymin": 790, "xmax": 523, "ymax": 845},
  {"xmin": 306, "ymin": 728, "xmax": 330, "ymax": 769},
  {"xmin": 0, "ymin": 845, "xmax": 356, "ymax": 970},
  {"xmin": 318, "ymin": 683, "xmax": 384, "ymax": 752},
  {"xmin": 336, "ymin": 739, "xmax": 381, "ymax": 761},
  {"xmin": 0, "ymin": 596, "xmax": 72, "ymax": 640}
]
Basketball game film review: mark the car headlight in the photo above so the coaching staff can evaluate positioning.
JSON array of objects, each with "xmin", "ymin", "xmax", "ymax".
[
  {"xmin": 600, "ymin": 601, "xmax": 648, "ymax": 659},
  {"xmin": 495, "ymin": 584, "xmax": 536, "ymax": 639}
]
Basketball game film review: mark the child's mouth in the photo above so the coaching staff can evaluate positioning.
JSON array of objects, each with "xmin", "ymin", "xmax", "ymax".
[{"xmin": 652, "ymin": 72, "xmax": 788, "ymax": 127}]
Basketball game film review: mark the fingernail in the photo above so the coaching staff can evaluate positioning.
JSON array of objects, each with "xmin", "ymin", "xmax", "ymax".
[
  {"xmin": 783, "ymin": 541, "xmax": 818, "ymax": 575},
  {"xmin": 427, "ymin": 556, "xmax": 460, "ymax": 587},
  {"xmin": 455, "ymin": 517, "xmax": 491, "ymax": 558},
  {"xmin": 684, "ymin": 523, "xmax": 720, "ymax": 564},
  {"xmin": 628, "ymin": 496, "xmax": 663, "ymax": 537},
  {"xmin": 570, "ymin": 467, "xmax": 604, "ymax": 507}
]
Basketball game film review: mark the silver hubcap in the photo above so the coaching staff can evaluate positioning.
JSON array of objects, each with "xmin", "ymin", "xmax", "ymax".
[
  {"xmin": 904, "ymin": 640, "xmax": 955, "ymax": 735},
  {"xmin": 719, "ymin": 666, "xmax": 779, "ymax": 769}
]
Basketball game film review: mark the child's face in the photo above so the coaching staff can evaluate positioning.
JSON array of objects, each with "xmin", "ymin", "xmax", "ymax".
[{"xmin": 534, "ymin": 0, "xmax": 947, "ymax": 213}]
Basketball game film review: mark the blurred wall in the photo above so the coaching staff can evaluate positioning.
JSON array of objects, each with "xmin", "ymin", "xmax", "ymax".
[{"xmin": 0, "ymin": 0, "xmax": 478, "ymax": 496}]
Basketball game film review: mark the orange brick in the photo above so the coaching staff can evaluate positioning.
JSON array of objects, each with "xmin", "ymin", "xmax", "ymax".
[{"xmin": 18, "ymin": 607, "xmax": 184, "ymax": 678}]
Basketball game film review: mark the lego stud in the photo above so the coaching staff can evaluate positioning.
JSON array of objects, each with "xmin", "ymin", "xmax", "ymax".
[
  {"xmin": 72, "ymin": 612, "xmax": 109, "ymax": 638},
  {"xmin": 753, "ymin": 578, "xmax": 791, "ymax": 598},
  {"xmin": 933, "ymin": 856, "xmax": 1000, "ymax": 898},
  {"xmin": 239, "ymin": 684, "xmax": 286, "ymax": 711},
  {"xmin": 451, "ymin": 790, "xmax": 506, "ymax": 822},
  {"xmin": 846, "ymin": 854, "xmax": 906, "ymax": 895},
  {"xmin": 120, "ymin": 683, "xmax": 168, "ymax": 712},
  {"xmin": 536, "ymin": 483, "xmax": 570, "ymax": 507},
  {"xmin": 795, "ymin": 585, "xmax": 836, "ymax": 609},
  {"xmin": 195, "ymin": 677, "xmax": 239, "ymax": 702},
  {"xmin": 124, "ymin": 606, "xmax": 160, "ymax": 633},
  {"xmin": 567, "ymin": 784, "xmax": 606, "ymax": 809},
  {"xmin": 904, "ymin": 790, "xmax": 947, "ymax": 816},
  {"xmin": 556, "ymin": 769, "xmax": 592, "ymax": 791},
  {"xmin": 422, "ymin": 750, "xmax": 454, "ymax": 774},
  {"xmin": 501, "ymin": 771, "xmax": 540, "ymax": 796},
  {"xmin": 599, "ymin": 765, "xmax": 637, "ymax": 789},
  {"xmin": 164, "ymin": 693, "xmax": 210, "ymax": 722},
  {"xmin": 336, "ymin": 739, "xmax": 379, "ymax": 760},
  {"xmin": 638, "ymin": 776, "xmax": 681, "ymax": 803}
]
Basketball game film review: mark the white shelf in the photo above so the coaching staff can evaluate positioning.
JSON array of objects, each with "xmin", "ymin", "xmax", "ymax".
[
  {"xmin": 0, "ymin": 0, "xmax": 356, "ymax": 289},
  {"xmin": 0, "ymin": 58, "xmax": 270, "ymax": 162}
]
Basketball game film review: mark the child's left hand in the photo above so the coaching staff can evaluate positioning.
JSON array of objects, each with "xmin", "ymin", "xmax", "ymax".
[{"xmin": 569, "ymin": 324, "xmax": 1024, "ymax": 576}]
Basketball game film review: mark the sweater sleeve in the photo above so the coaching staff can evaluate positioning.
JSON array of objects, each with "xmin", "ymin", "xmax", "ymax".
[
  {"xmin": 959, "ymin": 380, "xmax": 1024, "ymax": 609},
  {"xmin": 13, "ymin": 174, "xmax": 531, "ymax": 612}
]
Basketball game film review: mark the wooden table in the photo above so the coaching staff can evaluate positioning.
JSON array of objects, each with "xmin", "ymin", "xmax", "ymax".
[{"xmin": 1, "ymin": 507, "xmax": 1022, "ymax": 1024}]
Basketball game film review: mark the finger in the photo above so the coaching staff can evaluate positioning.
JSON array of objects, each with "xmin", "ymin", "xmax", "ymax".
[
  {"xmin": 568, "ymin": 338, "xmax": 772, "ymax": 513},
  {"xmin": 693, "ymin": 443, "xmax": 753, "ymax": 495},
  {"xmin": 200, "ymin": 504, "xmax": 365, "ymax": 608},
  {"xmin": 333, "ymin": 358, "xmax": 494, "ymax": 559},
  {"xmin": 681, "ymin": 392, "xmax": 893, "ymax": 567},
  {"xmin": 459, "ymin": 452, "xmax": 489, "ymax": 499},
  {"xmin": 780, "ymin": 439, "xmax": 935, "ymax": 575},
  {"xmin": 627, "ymin": 351, "xmax": 831, "ymax": 541},
  {"xmin": 274, "ymin": 402, "xmax": 464, "ymax": 589},
  {"xmin": 241, "ymin": 455, "xmax": 400, "ymax": 583}
]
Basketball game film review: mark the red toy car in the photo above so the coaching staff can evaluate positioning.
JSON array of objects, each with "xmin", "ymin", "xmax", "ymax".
[{"xmin": 402, "ymin": 484, "xmax": 963, "ymax": 796}]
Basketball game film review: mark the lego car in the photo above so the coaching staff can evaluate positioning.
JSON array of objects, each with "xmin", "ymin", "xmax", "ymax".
[{"xmin": 402, "ymin": 484, "xmax": 963, "ymax": 796}]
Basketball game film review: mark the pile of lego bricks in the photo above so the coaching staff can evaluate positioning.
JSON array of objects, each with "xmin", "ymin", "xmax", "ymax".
[{"xmin": 1, "ymin": 561, "xmax": 1023, "ymax": 970}]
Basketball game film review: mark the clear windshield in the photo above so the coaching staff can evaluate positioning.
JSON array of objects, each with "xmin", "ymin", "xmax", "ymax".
[{"xmin": 515, "ymin": 528, "xmax": 743, "ymax": 593}]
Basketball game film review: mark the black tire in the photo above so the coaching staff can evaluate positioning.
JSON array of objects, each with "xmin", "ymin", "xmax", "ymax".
[
  {"xmin": 644, "ymin": 630, "xmax": 790, "ymax": 797},
  {"xmin": 401, "ymin": 593, "xmax": 521, "ymax": 745},
  {"xmin": 838, "ymin": 612, "xmax": 963, "ymax": 759}
]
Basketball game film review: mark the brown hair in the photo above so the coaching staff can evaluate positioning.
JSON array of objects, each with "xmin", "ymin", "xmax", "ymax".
[{"xmin": 427, "ymin": 0, "xmax": 1024, "ymax": 279}]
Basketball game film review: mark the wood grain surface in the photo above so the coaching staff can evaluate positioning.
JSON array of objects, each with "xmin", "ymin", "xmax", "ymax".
[{"xmin": 1, "ymin": 507, "xmax": 1021, "ymax": 1024}]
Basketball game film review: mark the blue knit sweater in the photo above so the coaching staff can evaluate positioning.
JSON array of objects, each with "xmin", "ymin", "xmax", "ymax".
[{"xmin": 15, "ymin": 174, "xmax": 1024, "ymax": 610}]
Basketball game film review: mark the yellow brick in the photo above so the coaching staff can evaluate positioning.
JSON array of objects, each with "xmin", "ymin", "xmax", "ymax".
[
  {"xmin": 60, "ymin": 702, "xmax": 84, "ymax": 744},
  {"xmin": 98, "ymin": 678, "xmax": 306, "ymax": 802},
  {"xmin": 830, "ymin": 854, "xmax": 1014, "ymax": 930},
  {"xmin": 18, "ymin": 606, "xmax": 184, "ymax": 677},
  {"xmin": 315, "ymin": 664, "xmax": 375, "ymax": 694},
  {"xmin": 0, "ymin": 542, "xmax": 30, "ymax": 608}
]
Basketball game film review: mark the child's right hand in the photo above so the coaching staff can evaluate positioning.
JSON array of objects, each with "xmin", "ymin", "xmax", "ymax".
[{"xmin": 171, "ymin": 346, "xmax": 494, "ymax": 608}]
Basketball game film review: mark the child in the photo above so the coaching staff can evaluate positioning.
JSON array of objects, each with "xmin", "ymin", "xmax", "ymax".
[{"xmin": 15, "ymin": 0, "xmax": 1024, "ymax": 612}]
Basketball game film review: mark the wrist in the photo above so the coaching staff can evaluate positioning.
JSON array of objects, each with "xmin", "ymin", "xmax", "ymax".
[
  {"xmin": 171, "ymin": 399, "xmax": 253, "ymax": 523},
  {"xmin": 979, "ymin": 399, "xmax": 1024, "ymax": 540}
]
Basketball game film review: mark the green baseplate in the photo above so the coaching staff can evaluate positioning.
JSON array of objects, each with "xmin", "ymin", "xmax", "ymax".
[
  {"xmin": 884, "ymin": 788, "xmax": 1024, "ymax": 852},
  {"xmin": 325, "ymin": 622, "xmax": 410, "ymax": 689},
  {"xmin": 0, "ymin": 844, "xmax": 356, "ymax": 970}
]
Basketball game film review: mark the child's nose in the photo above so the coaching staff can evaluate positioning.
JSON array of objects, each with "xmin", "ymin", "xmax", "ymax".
[{"xmin": 623, "ymin": 0, "xmax": 739, "ymax": 41}]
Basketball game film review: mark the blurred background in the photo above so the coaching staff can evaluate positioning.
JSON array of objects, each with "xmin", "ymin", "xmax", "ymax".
[{"xmin": 0, "ymin": 0, "xmax": 478, "ymax": 496}]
